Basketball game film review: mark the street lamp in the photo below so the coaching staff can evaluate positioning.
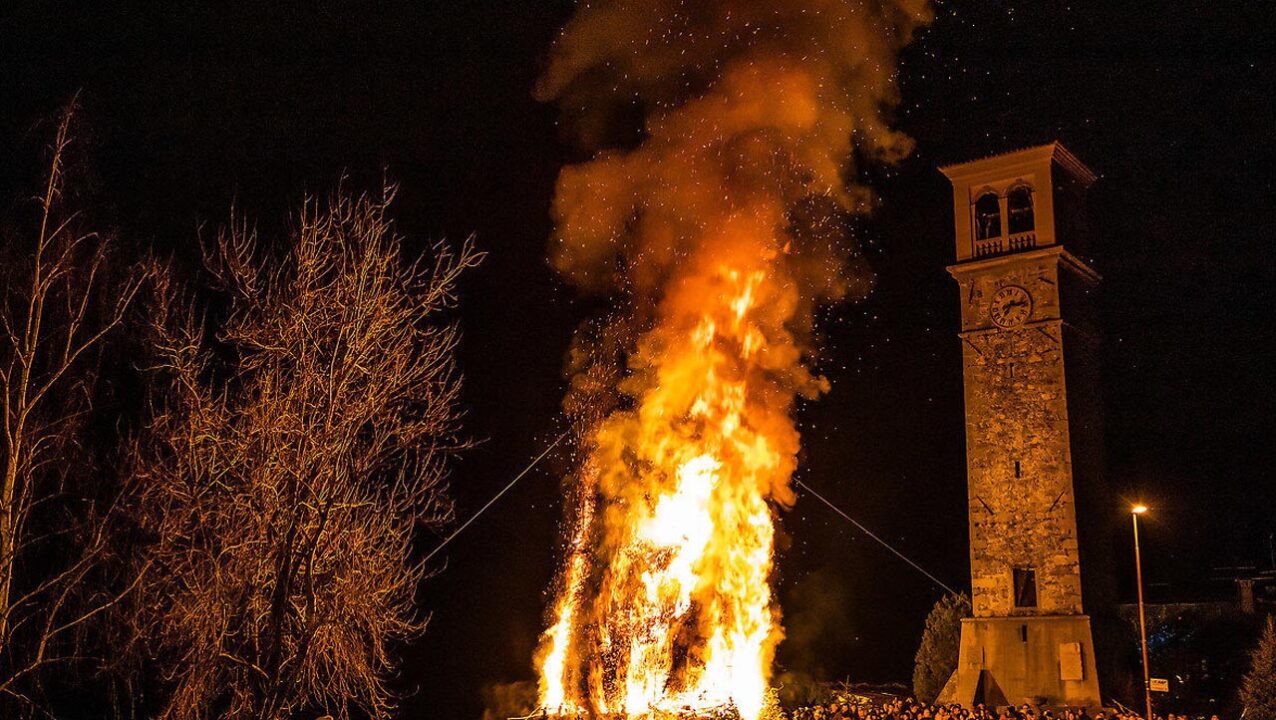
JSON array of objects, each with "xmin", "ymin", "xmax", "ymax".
[{"xmin": 1132, "ymin": 505, "xmax": 1152, "ymax": 720}]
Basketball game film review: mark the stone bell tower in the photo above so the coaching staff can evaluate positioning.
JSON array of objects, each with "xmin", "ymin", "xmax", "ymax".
[{"xmin": 936, "ymin": 143, "xmax": 1105, "ymax": 710}]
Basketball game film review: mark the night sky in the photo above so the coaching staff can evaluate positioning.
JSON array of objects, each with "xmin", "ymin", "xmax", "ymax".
[{"xmin": 2, "ymin": 2, "xmax": 1273, "ymax": 719}]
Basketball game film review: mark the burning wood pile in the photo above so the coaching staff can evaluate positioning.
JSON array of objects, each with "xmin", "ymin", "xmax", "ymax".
[
  {"xmin": 521, "ymin": 703, "xmax": 749, "ymax": 720},
  {"xmin": 529, "ymin": 1, "xmax": 932, "ymax": 718}
]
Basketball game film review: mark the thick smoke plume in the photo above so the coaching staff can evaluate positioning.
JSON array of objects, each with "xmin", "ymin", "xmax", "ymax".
[{"xmin": 535, "ymin": 2, "xmax": 931, "ymax": 718}]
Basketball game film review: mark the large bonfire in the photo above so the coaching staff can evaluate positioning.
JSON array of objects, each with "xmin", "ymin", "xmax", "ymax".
[{"xmin": 533, "ymin": 2, "xmax": 931, "ymax": 718}]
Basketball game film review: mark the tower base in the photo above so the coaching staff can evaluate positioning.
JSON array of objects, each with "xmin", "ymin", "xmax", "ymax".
[{"xmin": 937, "ymin": 615, "xmax": 1102, "ymax": 711}]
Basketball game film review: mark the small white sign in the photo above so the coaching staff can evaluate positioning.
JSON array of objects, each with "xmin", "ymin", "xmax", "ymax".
[{"xmin": 1149, "ymin": 678, "xmax": 1170, "ymax": 693}]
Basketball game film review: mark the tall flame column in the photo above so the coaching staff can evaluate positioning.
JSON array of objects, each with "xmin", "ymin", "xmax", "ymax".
[{"xmin": 531, "ymin": 2, "xmax": 934, "ymax": 718}]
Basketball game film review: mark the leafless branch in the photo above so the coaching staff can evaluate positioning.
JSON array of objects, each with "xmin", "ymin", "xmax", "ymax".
[
  {"xmin": 128, "ymin": 184, "xmax": 481, "ymax": 720},
  {"xmin": 0, "ymin": 98, "xmax": 150, "ymax": 715}
]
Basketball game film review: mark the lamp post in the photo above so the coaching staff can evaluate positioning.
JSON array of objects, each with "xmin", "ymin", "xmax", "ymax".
[{"xmin": 1132, "ymin": 505, "xmax": 1153, "ymax": 720}]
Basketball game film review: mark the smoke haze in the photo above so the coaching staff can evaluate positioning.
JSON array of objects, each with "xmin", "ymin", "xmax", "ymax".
[{"xmin": 535, "ymin": 1, "xmax": 932, "ymax": 717}]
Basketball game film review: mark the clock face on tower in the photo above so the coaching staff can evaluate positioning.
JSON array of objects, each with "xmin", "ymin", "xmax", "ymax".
[{"xmin": 990, "ymin": 285, "xmax": 1032, "ymax": 328}]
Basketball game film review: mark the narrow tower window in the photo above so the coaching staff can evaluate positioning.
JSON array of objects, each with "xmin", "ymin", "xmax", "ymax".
[
  {"xmin": 975, "ymin": 192, "xmax": 1002, "ymax": 240},
  {"xmin": 1007, "ymin": 186, "xmax": 1035, "ymax": 234},
  {"xmin": 1013, "ymin": 567, "xmax": 1038, "ymax": 608}
]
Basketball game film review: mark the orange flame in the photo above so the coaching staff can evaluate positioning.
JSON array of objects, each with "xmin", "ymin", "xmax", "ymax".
[
  {"xmin": 542, "ymin": 254, "xmax": 792, "ymax": 719},
  {"xmin": 534, "ymin": 2, "xmax": 931, "ymax": 718}
]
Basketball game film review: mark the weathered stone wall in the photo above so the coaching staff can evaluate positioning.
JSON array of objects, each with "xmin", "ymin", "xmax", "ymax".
[{"xmin": 954, "ymin": 249, "xmax": 1085, "ymax": 619}]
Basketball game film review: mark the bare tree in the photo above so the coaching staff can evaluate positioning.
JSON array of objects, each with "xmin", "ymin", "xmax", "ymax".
[
  {"xmin": 129, "ymin": 186, "xmax": 481, "ymax": 720},
  {"xmin": 0, "ymin": 102, "xmax": 146, "ymax": 709}
]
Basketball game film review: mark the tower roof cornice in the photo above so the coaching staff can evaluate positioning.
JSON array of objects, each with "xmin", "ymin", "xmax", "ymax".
[{"xmin": 939, "ymin": 142, "xmax": 1098, "ymax": 187}]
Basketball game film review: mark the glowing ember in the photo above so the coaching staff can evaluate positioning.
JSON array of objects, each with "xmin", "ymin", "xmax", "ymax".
[{"xmin": 533, "ymin": 2, "xmax": 931, "ymax": 718}]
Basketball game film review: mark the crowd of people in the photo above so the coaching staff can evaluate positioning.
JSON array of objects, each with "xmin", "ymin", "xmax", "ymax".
[
  {"xmin": 527, "ymin": 695, "xmax": 1219, "ymax": 720},
  {"xmin": 781, "ymin": 695, "xmax": 1219, "ymax": 720}
]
